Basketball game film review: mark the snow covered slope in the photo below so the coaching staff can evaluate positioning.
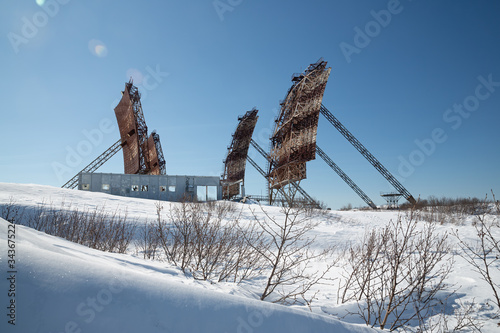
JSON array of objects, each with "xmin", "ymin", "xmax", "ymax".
[
  {"xmin": 1, "ymin": 183, "xmax": 499, "ymax": 332},
  {"xmin": 0, "ymin": 199, "xmax": 377, "ymax": 332}
]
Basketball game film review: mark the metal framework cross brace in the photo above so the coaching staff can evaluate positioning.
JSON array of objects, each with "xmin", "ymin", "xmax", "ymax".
[
  {"xmin": 320, "ymin": 104, "xmax": 416, "ymax": 205},
  {"xmin": 250, "ymin": 139, "xmax": 320, "ymax": 208},
  {"xmin": 62, "ymin": 139, "xmax": 123, "ymax": 189}
]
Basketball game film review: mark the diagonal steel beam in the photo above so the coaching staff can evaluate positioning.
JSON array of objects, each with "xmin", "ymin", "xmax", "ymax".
[
  {"xmin": 320, "ymin": 104, "xmax": 416, "ymax": 205},
  {"xmin": 62, "ymin": 139, "xmax": 122, "ymax": 189}
]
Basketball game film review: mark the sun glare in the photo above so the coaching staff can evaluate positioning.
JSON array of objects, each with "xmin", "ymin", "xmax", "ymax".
[{"xmin": 88, "ymin": 39, "xmax": 108, "ymax": 58}]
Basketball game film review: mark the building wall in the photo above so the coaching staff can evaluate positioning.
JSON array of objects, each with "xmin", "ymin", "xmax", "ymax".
[{"xmin": 78, "ymin": 173, "xmax": 222, "ymax": 201}]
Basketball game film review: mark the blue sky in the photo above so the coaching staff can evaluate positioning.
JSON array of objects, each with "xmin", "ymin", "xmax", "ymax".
[{"xmin": 1, "ymin": 0, "xmax": 499, "ymax": 209}]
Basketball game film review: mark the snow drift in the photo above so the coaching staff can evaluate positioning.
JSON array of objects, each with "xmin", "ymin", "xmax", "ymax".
[{"xmin": 0, "ymin": 215, "xmax": 376, "ymax": 332}]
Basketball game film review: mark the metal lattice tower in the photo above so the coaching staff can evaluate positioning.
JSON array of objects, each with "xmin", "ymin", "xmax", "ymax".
[
  {"xmin": 64, "ymin": 80, "xmax": 167, "ymax": 189},
  {"xmin": 126, "ymin": 81, "xmax": 150, "ymax": 174},
  {"xmin": 268, "ymin": 59, "xmax": 331, "ymax": 205},
  {"xmin": 221, "ymin": 109, "xmax": 259, "ymax": 200},
  {"xmin": 62, "ymin": 139, "xmax": 123, "ymax": 189},
  {"xmin": 115, "ymin": 80, "xmax": 165, "ymax": 176},
  {"xmin": 253, "ymin": 139, "xmax": 375, "ymax": 209},
  {"xmin": 380, "ymin": 192, "xmax": 403, "ymax": 209},
  {"xmin": 247, "ymin": 156, "xmax": 319, "ymax": 207},
  {"xmin": 249, "ymin": 139, "xmax": 320, "ymax": 208},
  {"xmin": 319, "ymin": 104, "xmax": 416, "ymax": 205},
  {"xmin": 151, "ymin": 131, "xmax": 166, "ymax": 175}
]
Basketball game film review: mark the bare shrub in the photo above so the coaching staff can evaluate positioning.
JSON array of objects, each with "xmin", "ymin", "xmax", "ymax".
[
  {"xmin": 412, "ymin": 298, "xmax": 483, "ymax": 333},
  {"xmin": 135, "ymin": 220, "xmax": 159, "ymax": 260},
  {"xmin": 0, "ymin": 196, "xmax": 25, "ymax": 223},
  {"xmin": 249, "ymin": 205, "xmax": 334, "ymax": 306},
  {"xmin": 408, "ymin": 196, "xmax": 491, "ymax": 225},
  {"xmin": 340, "ymin": 203, "xmax": 353, "ymax": 211},
  {"xmin": 155, "ymin": 201, "xmax": 265, "ymax": 283},
  {"xmin": 339, "ymin": 211, "xmax": 452, "ymax": 331},
  {"xmin": 313, "ymin": 199, "xmax": 329, "ymax": 210},
  {"xmin": 454, "ymin": 195, "xmax": 500, "ymax": 313},
  {"xmin": 0, "ymin": 200, "xmax": 136, "ymax": 254},
  {"xmin": 40, "ymin": 205, "xmax": 135, "ymax": 253},
  {"xmin": 493, "ymin": 190, "xmax": 500, "ymax": 215}
]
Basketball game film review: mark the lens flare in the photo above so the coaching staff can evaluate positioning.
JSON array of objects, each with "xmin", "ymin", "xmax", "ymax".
[
  {"xmin": 88, "ymin": 39, "xmax": 108, "ymax": 58},
  {"xmin": 94, "ymin": 45, "xmax": 107, "ymax": 57},
  {"xmin": 36, "ymin": 0, "xmax": 45, "ymax": 6}
]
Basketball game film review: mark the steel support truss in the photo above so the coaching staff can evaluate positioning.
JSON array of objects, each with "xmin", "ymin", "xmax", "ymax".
[
  {"xmin": 62, "ymin": 132, "xmax": 166, "ymax": 190},
  {"xmin": 316, "ymin": 146, "xmax": 377, "ymax": 209},
  {"xmin": 126, "ymin": 81, "xmax": 150, "ymax": 174},
  {"xmin": 62, "ymin": 139, "xmax": 122, "ymax": 189},
  {"xmin": 151, "ymin": 131, "xmax": 166, "ymax": 175},
  {"xmin": 252, "ymin": 139, "xmax": 375, "ymax": 209},
  {"xmin": 249, "ymin": 139, "xmax": 320, "ymax": 208},
  {"xmin": 320, "ymin": 104, "xmax": 416, "ymax": 205},
  {"xmin": 380, "ymin": 192, "xmax": 403, "ymax": 209}
]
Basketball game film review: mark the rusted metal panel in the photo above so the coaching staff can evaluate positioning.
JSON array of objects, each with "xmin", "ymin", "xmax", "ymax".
[
  {"xmin": 268, "ymin": 59, "xmax": 331, "ymax": 190},
  {"xmin": 144, "ymin": 134, "xmax": 160, "ymax": 175},
  {"xmin": 114, "ymin": 83, "xmax": 141, "ymax": 174},
  {"xmin": 151, "ymin": 131, "xmax": 166, "ymax": 175},
  {"xmin": 223, "ymin": 183, "xmax": 240, "ymax": 199},
  {"xmin": 222, "ymin": 109, "xmax": 259, "ymax": 199},
  {"xmin": 127, "ymin": 82, "xmax": 149, "ymax": 174},
  {"xmin": 114, "ymin": 80, "xmax": 163, "ymax": 176}
]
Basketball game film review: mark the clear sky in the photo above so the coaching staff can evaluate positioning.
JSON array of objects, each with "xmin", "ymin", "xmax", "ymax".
[{"xmin": 1, "ymin": 0, "xmax": 499, "ymax": 209}]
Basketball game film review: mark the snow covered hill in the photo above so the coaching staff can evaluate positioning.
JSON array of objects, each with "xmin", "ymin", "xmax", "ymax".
[
  {"xmin": 0, "ymin": 183, "xmax": 499, "ymax": 332},
  {"xmin": 0, "ymin": 183, "xmax": 379, "ymax": 333},
  {"xmin": 0, "ymin": 217, "xmax": 379, "ymax": 333}
]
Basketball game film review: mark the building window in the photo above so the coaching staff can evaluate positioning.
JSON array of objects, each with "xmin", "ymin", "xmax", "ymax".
[
  {"xmin": 141, "ymin": 185, "xmax": 148, "ymax": 192},
  {"xmin": 168, "ymin": 185, "xmax": 176, "ymax": 192},
  {"xmin": 102, "ymin": 184, "xmax": 110, "ymax": 191},
  {"xmin": 131, "ymin": 185, "xmax": 139, "ymax": 192},
  {"xmin": 160, "ymin": 186, "xmax": 167, "ymax": 192},
  {"xmin": 197, "ymin": 186, "xmax": 218, "ymax": 201},
  {"xmin": 82, "ymin": 184, "xmax": 90, "ymax": 190}
]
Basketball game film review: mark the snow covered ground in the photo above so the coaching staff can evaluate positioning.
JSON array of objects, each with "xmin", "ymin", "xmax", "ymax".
[{"xmin": 0, "ymin": 183, "xmax": 499, "ymax": 332}]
